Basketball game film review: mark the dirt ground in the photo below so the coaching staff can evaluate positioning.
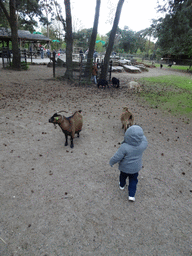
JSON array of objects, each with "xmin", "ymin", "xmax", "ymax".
[{"xmin": 0, "ymin": 65, "xmax": 192, "ymax": 256}]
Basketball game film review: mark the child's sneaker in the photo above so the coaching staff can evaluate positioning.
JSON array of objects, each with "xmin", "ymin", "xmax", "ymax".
[
  {"xmin": 129, "ymin": 196, "xmax": 135, "ymax": 202},
  {"xmin": 119, "ymin": 182, "xmax": 125, "ymax": 190}
]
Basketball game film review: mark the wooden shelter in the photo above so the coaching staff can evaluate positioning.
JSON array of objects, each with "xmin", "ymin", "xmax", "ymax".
[{"xmin": 0, "ymin": 27, "xmax": 51, "ymax": 52}]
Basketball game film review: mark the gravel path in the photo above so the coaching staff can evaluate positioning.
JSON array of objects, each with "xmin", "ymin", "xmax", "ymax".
[{"xmin": 0, "ymin": 65, "xmax": 192, "ymax": 256}]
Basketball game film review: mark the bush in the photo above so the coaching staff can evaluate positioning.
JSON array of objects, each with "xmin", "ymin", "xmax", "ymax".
[
  {"xmin": 21, "ymin": 61, "xmax": 29, "ymax": 70},
  {"xmin": 8, "ymin": 61, "xmax": 29, "ymax": 70}
]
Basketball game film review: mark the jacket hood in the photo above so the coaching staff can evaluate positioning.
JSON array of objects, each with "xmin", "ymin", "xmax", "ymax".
[{"xmin": 124, "ymin": 125, "xmax": 144, "ymax": 146}]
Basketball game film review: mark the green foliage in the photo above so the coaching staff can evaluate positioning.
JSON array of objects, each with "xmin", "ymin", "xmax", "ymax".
[
  {"xmin": 0, "ymin": 0, "xmax": 63, "ymax": 32},
  {"xmin": 145, "ymin": 39, "xmax": 155, "ymax": 53},
  {"xmin": 136, "ymin": 48, "xmax": 141, "ymax": 55},
  {"xmin": 108, "ymin": 27, "xmax": 138, "ymax": 53},
  {"xmin": 20, "ymin": 61, "xmax": 29, "ymax": 70},
  {"xmin": 165, "ymin": 65, "xmax": 191, "ymax": 71},
  {"xmin": 95, "ymin": 34, "xmax": 106, "ymax": 52},
  {"xmin": 60, "ymin": 41, "xmax": 66, "ymax": 50},
  {"xmin": 73, "ymin": 28, "xmax": 93, "ymax": 50},
  {"xmin": 118, "ymin": 48, "xmax": 125, "ymax": 53},
  {"xmin": 17, "ymin": 0, "xmax": 44, "ymax": 30},
  {"xmin": 153, "ymin": 64, "xmax": 192, "ymax": 70},
  {"xmin": 0, "ymin": 1, "xmax": 9, "ymax": 28},
  {"xmin": 105, "ymin": 26, "xmax": 155, "ymax": 55},
  {"xmin": 141, "ymin": 76, "xmax": 192, "ymax": 91},
  {"xmin": 18, "ymin": 18, "xmax": 38, "ymax": 32},
  {"xmin": 8, "ymin": 61, "xmax": 29, "ymax": 70},
  {"xmin": 153, "ymin": 0, "xmax": 192, "ymax": 57},
  {"xmin": 0, "ymin": 0, "xmax": 45, "ymax": 31},
  {"xmin": 118, "ymin": 28, "xmax": 137, "ymax": 53},
  {"xmin": 42, "ymin": 26, "xmax": 56, "ymax": 39},
  {"xmin": 139, "ymin": 75, "xmax": 192, "ymax": 119},
  {"xmin": 41, "ymin": 25, "xmax": 64, "ymax": 50}
]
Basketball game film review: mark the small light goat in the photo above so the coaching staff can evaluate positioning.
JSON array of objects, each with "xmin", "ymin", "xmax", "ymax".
[
  {"xmin": 120, "ymin": 107, "xmax": 134, "ymax": 132},
  {"xmin": 128, "ymin": 81, "xmax": 142, "ymax": 92},
  {"xmin": 49, "ymin": 110, "xmax": 83, "ymax": 148}
]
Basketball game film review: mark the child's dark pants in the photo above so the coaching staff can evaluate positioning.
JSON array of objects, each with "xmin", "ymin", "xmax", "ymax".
[{"xmin": 119, "ymin": 171, "xmax": 138, "ymax": 197}]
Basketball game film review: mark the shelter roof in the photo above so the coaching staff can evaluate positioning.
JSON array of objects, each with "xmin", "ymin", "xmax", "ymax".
[{"xmin": 0, "ymin": 27, "xmax": 51, "ymax": 42}]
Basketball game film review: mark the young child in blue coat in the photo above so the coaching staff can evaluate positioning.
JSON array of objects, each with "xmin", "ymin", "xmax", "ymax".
[{"xmin": 109, "ymin": 125, "xmax": 148, "ymax": 202}]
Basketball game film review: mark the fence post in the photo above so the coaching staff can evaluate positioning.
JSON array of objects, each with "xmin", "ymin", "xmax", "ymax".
[
  {"xmin": 30, "ymin": 51, "xmax": 33, "ymax": 63},
  {"xmin": 53, "ymin": 51, "xmax": 56, "ymax": 78},
  {"xmin": 2, "ymin": 52, "xmax": 4, "ymax": 68},
  {"xmin": 109, "ymin": 60, "xmax": 112, "ymax": 81},
  {"xmin": 24, "ymin": 49, "xmax": 27, "ymax": 63},
  {"xmin": 79, "ymin": 56, "xmax": 83, "ymax": 86}
]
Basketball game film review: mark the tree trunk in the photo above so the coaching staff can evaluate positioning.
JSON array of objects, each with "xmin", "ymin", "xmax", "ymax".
[
  {"xmin": 84, "ymin": 0, "xmax": 101, "ymax": 78},
  {"xmin": 0, "ymin": 0, "xmax": 21, "ymax": 70},
  {"xmin": 9, "ymin": 0, "xmax": 20, "ymax": 70},
  {"xmin": 100, "ymin": 0, "xmax": 124, "ymax": 80},
  {"xmin": 64, "ymin": 0, "xmax": 73, "ymax": 79}
]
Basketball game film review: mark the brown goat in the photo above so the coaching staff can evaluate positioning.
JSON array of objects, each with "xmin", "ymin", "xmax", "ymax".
[
  {"xmin": 49, "ymin": 110, "xmax": 83, "ymax": 148},
  {"xmin": 120, "ymin": 107, "xmax": 134, "ymax": 132}
]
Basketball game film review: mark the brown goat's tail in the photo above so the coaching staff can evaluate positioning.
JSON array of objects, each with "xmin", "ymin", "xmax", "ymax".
[{"xmin": 78, "ymin": 110, "xmax": 82, "ymax": 113}]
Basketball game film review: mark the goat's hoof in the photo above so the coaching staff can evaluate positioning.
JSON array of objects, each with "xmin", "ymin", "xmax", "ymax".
[
  {"xmin": 70, "ymin": 145, "xmax": 74, "ymax": 148},
  {"xmin": 65, "ymin": 143, "xmax": 68, "ymax": 146}
]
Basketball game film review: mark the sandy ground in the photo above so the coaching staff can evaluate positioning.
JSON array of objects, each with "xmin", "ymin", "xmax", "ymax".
[{"xmin": 0, "ymin": 65, "xmax": 192, "ymax": 256}]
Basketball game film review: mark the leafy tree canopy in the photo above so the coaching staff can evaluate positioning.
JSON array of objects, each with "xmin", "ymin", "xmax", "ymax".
[
  {"xmin": 0, "ymin": 0, "xmax": 9, "ymax": 27},
  {"xmin": 0, "ymin": 0, "xmax": 56, "ymax": 32},
  {"xmin": 153, "ymin": 0, "xmax": 192, "ymax": 57},
  {"xmin": 105, "ymin": 26, "xmax": 148, "ymax": 54},
  {"xmin": 73, "ymin": 28, "xmax": 93, "ymax": 50}
]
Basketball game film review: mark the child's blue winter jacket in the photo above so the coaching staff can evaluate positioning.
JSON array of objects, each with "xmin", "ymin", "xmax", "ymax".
[{"xmin": 109, "ymin": 125, "xmax": 148, "ymax": 174}]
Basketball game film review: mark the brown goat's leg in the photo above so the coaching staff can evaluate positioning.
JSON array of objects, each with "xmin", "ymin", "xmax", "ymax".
[
  {"xmin": 64, "ymin": 133, "xmax": 68, "ymax": 146},
  {"xmin": 70, "ymin": 136, "xmax": 74, "ymax": 148},
  {"xmin": 77, "ymin": 132, "xmax": 80, "ymax": 138}
]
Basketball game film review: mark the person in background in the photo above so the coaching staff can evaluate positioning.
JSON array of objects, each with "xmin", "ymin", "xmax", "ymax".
[
  {"xmin": 85, "ymin": 49, "xmax": 89, "ymax": 59},
  {"xmin": 47, "ymin": 49, "xmax": 50, "ymax": 58},
  {"xmin": 93, "ymin": 50, "xmax": 98, "ymax": 63},
  {"xmin": 40, "ymin": 46, "xmax": 44, "ymax": 59},
  {"xmin": 79, "ymin": 49, "xmax": 84, "ymax": 61},
  {"xmin": 91, "ymin": 63, "xmax": 98, "ymax": 84}
]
